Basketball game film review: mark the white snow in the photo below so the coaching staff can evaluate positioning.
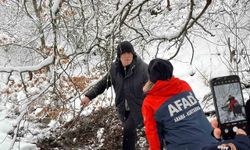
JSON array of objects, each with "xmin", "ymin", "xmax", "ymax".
[
  {"xmin": 0, "ymin": 107, "xmax": 37, "ymax": 150},
  {"xmin": 0, "ymin": 55, "xmax": 54, "ymax": 73},
  {"xmin": 51, "ymin": 0, "xmax": 61, "ymax": 19}
]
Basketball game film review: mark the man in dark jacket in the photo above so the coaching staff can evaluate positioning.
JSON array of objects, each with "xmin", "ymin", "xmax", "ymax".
[{"xmin": 81, "ymin": 41, "xmax": 148, "ymax": 150}]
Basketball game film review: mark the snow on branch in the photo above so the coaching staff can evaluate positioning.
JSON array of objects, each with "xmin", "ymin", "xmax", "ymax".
[
  {"xmin": 0, "ymin": 33, "xmax": 15, "ymax": 45},
  {"xmin": 51, "ymin": 0, "xmax": 62, "ymax": 19},
  {"xmin": 149, "ymin": 0, "xmax": 194, "ymax": 42},
  {"xmin": 149, "ymin": 0, "xmax": 212, "ymax": 42},
  {"xmin": 107, "ymin": 0, "xmax": 132, "ymax": 25},
  {"xmin": 0, "ymin": 55, "xmax": 54, "ymax": 73}
]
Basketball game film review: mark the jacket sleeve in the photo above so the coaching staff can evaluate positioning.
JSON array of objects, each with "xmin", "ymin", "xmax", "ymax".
[
  {"xmin": 232, "ymin": 135, "xmax": 250, "ymax": 149},
  {"xmin": 142, "ymin": 100, "xmax": 161, "ymax": 150},
  {"xmin": 85, "ymin": 73, "xmax": 112, "ymax": 100},
  {"xmin": 202, "ymin": 135, "xmax": 250, "ymax": 150}
]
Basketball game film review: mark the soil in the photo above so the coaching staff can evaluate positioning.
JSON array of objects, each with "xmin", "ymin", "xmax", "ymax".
[{"xmin": 36, "ymin": 107, "xmax": 148, "ymax": 150}]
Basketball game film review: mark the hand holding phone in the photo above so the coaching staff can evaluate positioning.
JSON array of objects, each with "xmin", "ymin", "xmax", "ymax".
[{"xmin": 210, "ymin": 75, "xmax": 247, "ymax": 140}]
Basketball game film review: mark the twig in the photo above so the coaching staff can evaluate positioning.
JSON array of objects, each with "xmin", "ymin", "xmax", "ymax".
[
  {"xmin": 51, "ymin": 106, "xmax": 84, "ymax": 145},
  {"xmin": 185, "ymin": 35, "xmax": 194, "ymax": 65}
]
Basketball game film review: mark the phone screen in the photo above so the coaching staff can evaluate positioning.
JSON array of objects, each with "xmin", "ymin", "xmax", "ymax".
[{"xmin": 213, "ymin": 82, "xmax": 246, "ymax": 124}]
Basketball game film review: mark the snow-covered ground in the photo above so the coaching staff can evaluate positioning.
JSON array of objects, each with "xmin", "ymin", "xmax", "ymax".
[
  {"xmin": 0, "ymin": 106, "xmax": 37, "ymax": 150},
  {"xmin": 0, "ymin": 84, "xmax": 115, "ymax": 149}
]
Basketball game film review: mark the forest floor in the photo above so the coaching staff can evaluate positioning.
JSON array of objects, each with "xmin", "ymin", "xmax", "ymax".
[{"xmin": 36, "ymin": 107, "xmax": 148, "ymax": 150}]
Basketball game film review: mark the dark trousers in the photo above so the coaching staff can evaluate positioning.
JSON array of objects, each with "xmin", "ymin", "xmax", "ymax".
[{"xmin": 122, "ymin": 111, "xmax": 137, "ymax": 150}]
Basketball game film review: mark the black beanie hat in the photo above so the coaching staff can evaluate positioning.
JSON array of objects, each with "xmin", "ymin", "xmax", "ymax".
[
  {"xmin": 148, "ymin": 58, "xmax": 173, "ymax": 83},
  {"xmin": 116, "ymin": 41, "xmax": 135, "ymax": 58}
]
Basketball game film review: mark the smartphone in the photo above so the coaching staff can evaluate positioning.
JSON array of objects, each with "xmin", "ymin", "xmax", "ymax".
[{"xmin": 210, "ymin": 75, "xmax": 247, "ymax": 140}]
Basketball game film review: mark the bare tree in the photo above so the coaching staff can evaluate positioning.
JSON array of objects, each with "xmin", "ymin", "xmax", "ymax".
[{"xmin": 202, "ymin": 0, "xmax": 250, "ymax": 85}]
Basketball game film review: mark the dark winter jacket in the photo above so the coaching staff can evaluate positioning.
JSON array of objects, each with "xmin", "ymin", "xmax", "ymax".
[
  {"xmin": 85, "ymin": 55, "xmax": 148, "ymax": 126},
  {"xmin": 142, "ymin": 78, "xmax": 217, "ymax": 150}
]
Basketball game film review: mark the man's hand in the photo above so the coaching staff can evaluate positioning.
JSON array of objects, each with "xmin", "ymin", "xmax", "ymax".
[
  {"xmin": 210, "ymin": 119, "xmax": 247, "ymax": 150},
  {"xmin": 81, "ymin": 96, "xmax": 91, "ymax": 107},
  {"xmin": 143, "ymin": 80, "xmax": 154, "ymax": 93},
  {"xmin": 210, "ymin": 119, "xmax": 222, "ymax": 139},
  {"xmin": 210, "ymin": 119, "xmax": 247, "ymax": 138}
]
